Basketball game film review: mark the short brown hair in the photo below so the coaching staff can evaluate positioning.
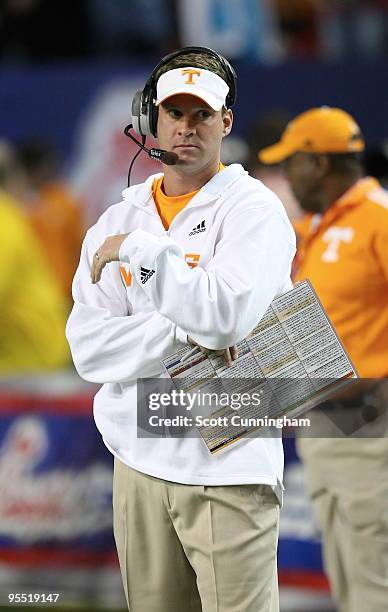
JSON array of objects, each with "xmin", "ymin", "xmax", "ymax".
[{"xmin": 155, "ymin": 51, "xmax": 229, "ymax": 89}]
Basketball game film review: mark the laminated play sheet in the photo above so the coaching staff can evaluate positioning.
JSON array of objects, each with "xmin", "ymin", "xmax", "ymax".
[{"xmin": 162, "ymin": 280, "xmax": 357, "ymax": 453}]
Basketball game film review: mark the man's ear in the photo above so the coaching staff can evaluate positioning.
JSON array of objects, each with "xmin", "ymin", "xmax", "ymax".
[
  {"xmin": 222, "ymin": 109, "xmax": 233, "ymax": 137},
  {"xmin": 315, "ymin": 154, "xmax": 330, "ymax": 178}
]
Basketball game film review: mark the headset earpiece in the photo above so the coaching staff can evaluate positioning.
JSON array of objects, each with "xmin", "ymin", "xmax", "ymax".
[
  {"xmin": 131, "ymin": 89, "xmax": 157, "ymax": 137},
  {"xmin": 131, "ymin": 91, "xmax": 143, "ymax": 136}
]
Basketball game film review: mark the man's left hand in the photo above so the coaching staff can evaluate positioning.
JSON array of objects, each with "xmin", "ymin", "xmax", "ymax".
[
  {"xmin": 91, "ymin": 234, "xmax": 129, "ymax": 283},
  {"xmin": 188, "ymin": 335, "xmax": 238, "ymax": 368}
]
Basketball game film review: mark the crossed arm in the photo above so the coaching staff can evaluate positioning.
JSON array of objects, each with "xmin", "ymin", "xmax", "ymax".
[
  {"xmin": 67, "ymin": 206, "xmax": 295, "ymax": 384},
  {"xmin": 90, "ymin": 233, "xmax": 238, "ymax": 367}
]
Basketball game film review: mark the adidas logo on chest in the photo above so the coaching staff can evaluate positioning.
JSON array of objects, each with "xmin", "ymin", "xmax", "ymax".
[{"xmin": 189, "ymin": 220, "xmax": 206, "ymax": 236}]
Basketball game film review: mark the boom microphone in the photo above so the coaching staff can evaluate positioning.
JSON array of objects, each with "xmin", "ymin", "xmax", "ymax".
[{"xmin": 124, "ymin": 125, "xmax": 178, "ymax": 166}]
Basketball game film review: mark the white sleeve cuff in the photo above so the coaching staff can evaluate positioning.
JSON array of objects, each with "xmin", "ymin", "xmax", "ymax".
[
  {"xmin": 119, "ymin": 230, "xmax": 150, "ymax": 263},
  {"xmin": 119, "ymin": 229, "xmax": 184, "ymax": 264}
]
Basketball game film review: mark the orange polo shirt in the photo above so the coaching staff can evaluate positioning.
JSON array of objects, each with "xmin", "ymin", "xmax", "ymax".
[
  {"xmin": 26, "ymin": 182, "xmax": 84, "ymax": 301},
  {"xmin": 293, "ymin": 177, "xmax": 388, "ymax": 377},
  {"xmin": 152, "ymin": 164, "xmax": 225, "ymax": 229}
]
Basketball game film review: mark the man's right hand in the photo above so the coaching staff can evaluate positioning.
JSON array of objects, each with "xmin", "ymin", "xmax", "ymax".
[{"xmin": 187, "ymin": 336, "xmax": 238, "ymax": 368}]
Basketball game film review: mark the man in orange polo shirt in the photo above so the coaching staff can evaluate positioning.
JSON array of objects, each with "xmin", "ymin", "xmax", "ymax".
[
  {"xmin": 17, "ymin": 140, "xmax": 84, "ymax": 305},
  {"xmin": 259, "ymin": 107, "xmax": 388, "ymax": 612}
]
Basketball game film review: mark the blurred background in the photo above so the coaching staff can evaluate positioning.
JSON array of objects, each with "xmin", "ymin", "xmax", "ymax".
[{"xmin": 0, "ymin": 1, "xmax": 387, "ymax": 610}]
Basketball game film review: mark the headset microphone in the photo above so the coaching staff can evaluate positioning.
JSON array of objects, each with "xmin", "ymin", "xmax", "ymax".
[
  {"xmin": 147, "ymin": 148, "xmax": 178, "ymax": 166},
  {"xmin": 124, "ymin": 125, "xmax": 178, "ymax": 184}
]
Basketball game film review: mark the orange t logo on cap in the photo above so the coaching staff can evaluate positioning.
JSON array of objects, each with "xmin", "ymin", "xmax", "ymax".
[{"xmin": 181, "ymin": 69, "xmax": 201, "ymax": 85}]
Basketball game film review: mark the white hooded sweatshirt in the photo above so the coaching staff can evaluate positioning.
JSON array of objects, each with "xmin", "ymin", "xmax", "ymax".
[{"xmin": 66, "ymin": 164, "xmax": 296, "ymax": 487}]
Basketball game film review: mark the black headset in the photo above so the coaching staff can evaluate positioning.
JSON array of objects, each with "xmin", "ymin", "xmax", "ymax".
[{"xmin": 131, "ymin": 46, "xmax": 237, "ymax": 138}]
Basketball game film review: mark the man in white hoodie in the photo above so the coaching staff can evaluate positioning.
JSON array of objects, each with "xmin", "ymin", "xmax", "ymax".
[{"xmin": 66, "ymin": 47, "xmax": 295, "ymax": 612}]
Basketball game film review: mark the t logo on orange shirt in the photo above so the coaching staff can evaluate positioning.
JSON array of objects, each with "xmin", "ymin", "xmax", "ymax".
[
  {"xmin": 181, "ymin": 69, "xmax": 201, "ymax": 85},
  {"xmin": 322, "ymin": 227, "xmax": 354, "ymax": 262}
]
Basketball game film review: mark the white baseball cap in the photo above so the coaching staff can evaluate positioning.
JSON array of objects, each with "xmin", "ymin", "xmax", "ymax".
[{"xmin": 155, "ymin": 67, "xmax": 229, "ymax": 111}]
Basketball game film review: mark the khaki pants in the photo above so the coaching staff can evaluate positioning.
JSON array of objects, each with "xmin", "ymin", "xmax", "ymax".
[
  {"xmin": 113, "ymin": 458, "xmax": 280, "ymax": 612},
  {"xmin": 298, "ymin": 436, "xmax": 388, "ymax": 612}
]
